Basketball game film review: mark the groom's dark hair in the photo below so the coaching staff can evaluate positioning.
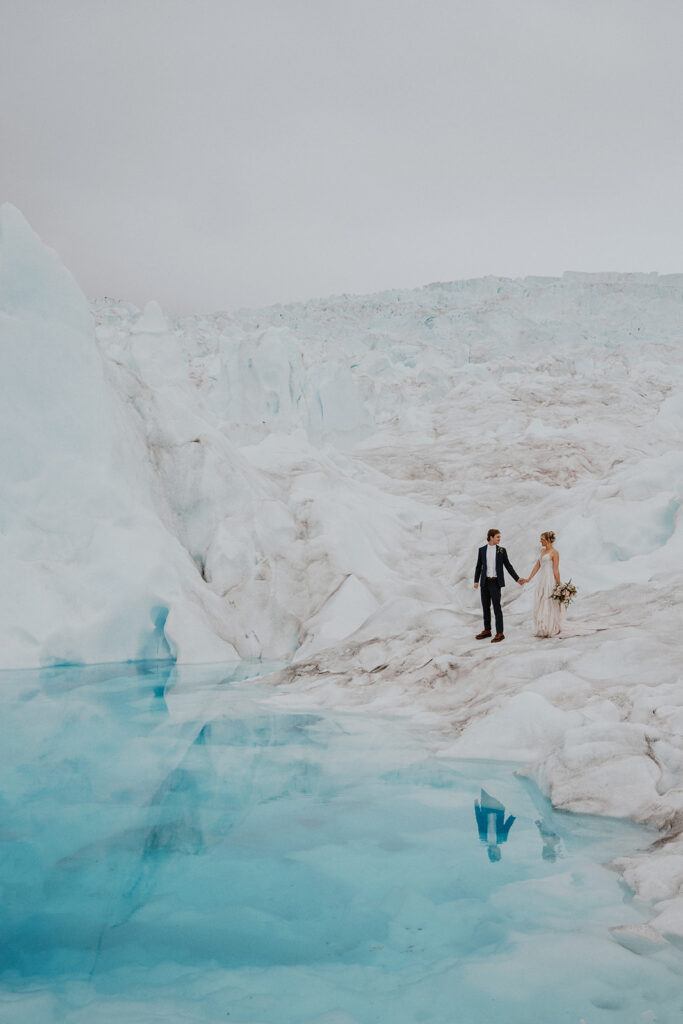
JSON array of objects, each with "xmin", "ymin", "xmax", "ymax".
[{"xmin": 487, "ymin": 528, "xmax": 500, "ymax": 540}]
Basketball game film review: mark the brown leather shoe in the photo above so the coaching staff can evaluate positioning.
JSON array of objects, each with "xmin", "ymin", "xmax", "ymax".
[
  {"xmin": 475, "ymin": 630, "xmax": 492, "ymax": 639},
  {"xmin": 491, "ymin": 633, "xmax": 505, "ymax": 643}
]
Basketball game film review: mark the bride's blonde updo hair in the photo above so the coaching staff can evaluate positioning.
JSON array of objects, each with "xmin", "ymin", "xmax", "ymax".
[{"xmin": 541, "ymin": 531, "xmax": 556, "ymax": 544}]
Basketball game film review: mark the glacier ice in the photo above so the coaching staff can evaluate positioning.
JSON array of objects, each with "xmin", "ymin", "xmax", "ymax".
[
  {"xmin": 1, "ymin": 203, "xmax": 683, "ymax": 944},
  {"xmin": 0, "ymin": 205, "xmax": 238, "ymax": 668}
]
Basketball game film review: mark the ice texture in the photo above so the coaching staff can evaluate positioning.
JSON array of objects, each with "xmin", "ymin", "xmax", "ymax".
[{"xmin": 1, "ymin": 205, "xmax": 683, "ymax": 941}]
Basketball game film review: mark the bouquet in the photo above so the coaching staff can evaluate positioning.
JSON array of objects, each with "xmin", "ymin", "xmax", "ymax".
[{"xmin": 551, "ymin": 580, "xmax": 577, "ymax": 607}]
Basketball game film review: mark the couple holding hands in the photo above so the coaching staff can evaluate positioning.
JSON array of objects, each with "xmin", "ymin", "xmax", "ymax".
[{"xmin": 474, "ymin": 528, "xmax": 563, "ymax": 642}]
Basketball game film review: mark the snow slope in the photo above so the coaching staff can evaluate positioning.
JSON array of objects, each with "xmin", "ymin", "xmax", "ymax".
[{"xmin": 2, "ymin": 204, "xmax": 683, "ymax": 944}]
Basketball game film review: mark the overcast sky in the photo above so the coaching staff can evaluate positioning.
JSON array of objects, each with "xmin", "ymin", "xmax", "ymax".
[{"xmin": 2, "ymin": 0, "xmax": 682, "ymax": 312}]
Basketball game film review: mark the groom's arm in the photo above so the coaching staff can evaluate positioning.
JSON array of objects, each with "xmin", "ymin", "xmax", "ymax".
[
  {"xmin": 474, "ymin": 549, "xmax": 482, "ymax": 587},
  {"xmin": 502, "ymin": 549, "xmax": 520, "ymax": 582},
  {"xmin": 499, "ymin": 814, "xmax": 516, "ymax": 840}
]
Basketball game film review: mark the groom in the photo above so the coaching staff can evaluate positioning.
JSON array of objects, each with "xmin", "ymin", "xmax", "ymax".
[{"xmin": 473, "ymin": 529, "xmax": 523, "ymax": 643}]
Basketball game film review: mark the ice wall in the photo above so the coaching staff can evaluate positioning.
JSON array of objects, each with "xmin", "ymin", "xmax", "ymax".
[{"xmin": 0, "ymin": 206, "xmax": 238, "ymax": 667}]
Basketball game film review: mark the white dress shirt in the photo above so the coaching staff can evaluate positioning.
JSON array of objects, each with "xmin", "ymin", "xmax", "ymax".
[{"xmin": 486, "ymin": 544, "xmax": 497, "ymax": 578}]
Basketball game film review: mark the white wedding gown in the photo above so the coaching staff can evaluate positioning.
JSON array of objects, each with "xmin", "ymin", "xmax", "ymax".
[{"xmin": 533, "ymin": 553, "xmax": 562, "ymax": 637}]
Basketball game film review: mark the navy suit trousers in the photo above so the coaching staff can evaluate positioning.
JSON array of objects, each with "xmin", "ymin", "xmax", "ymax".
[{"xmin": 481, "ymin": 579, "xmax": 503, "ymax": 634}]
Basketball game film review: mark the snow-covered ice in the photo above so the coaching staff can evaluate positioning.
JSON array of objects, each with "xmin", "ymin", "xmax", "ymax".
[{"xmin": 1, "ymin": 203, "xmax": 683, "ymax": 946}]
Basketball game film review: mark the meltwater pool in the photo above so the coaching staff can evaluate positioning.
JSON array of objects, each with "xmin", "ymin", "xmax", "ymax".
[{"xmin": 0, "ymin": 661, "xmax": 681, "ymax": 1023}]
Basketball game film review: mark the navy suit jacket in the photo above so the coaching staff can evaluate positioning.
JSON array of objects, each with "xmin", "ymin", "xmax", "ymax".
[
  {"xmin": 474, "ymin": 545, "xmax": 519, "ymax": 587},
  {"xmin": 474, "ymin": 803, "xmax": 516, "ymax": 844}
]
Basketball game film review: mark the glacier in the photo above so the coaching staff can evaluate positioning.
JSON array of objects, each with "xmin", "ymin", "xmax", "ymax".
[{"xmin": 1, "ymin": 203, "xmax": 683, "ymax": 949}]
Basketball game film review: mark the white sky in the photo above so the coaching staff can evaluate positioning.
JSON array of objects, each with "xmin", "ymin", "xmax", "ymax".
[{"xmin": 2, "ymin": 0, "xmax": 682, "ymax": 312}]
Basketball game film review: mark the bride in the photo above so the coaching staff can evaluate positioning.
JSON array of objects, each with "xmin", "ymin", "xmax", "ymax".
[{"xmin": 521, "ymin": 531, "xmax": 563, "ymax": 637}]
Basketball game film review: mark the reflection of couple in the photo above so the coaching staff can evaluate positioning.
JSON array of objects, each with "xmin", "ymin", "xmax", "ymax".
[
  {"xmin": 473, "ymin": 529, "xmax": 562, "ymax": 642},
  {"xmin": 474, "ymin": 789, "xmax": 564, "ymax": 863}
]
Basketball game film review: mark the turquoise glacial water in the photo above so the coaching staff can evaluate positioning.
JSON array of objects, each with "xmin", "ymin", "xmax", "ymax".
[{"xmin": 0, "ymin": 661, "xmax": 681, "ymax": 1023}]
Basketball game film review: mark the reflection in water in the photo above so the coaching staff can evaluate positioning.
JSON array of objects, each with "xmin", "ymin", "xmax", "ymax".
[
  {"xmin": 520, "ymin": 776, "xmax": 566, "ymax": 863},
  {"xmin": 474, "ymin": 788, "xmax": 516, "ymax": 862},
  {"xmin": 535, "ymin": 818, "xmax": 563, "ymax": 862}
]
